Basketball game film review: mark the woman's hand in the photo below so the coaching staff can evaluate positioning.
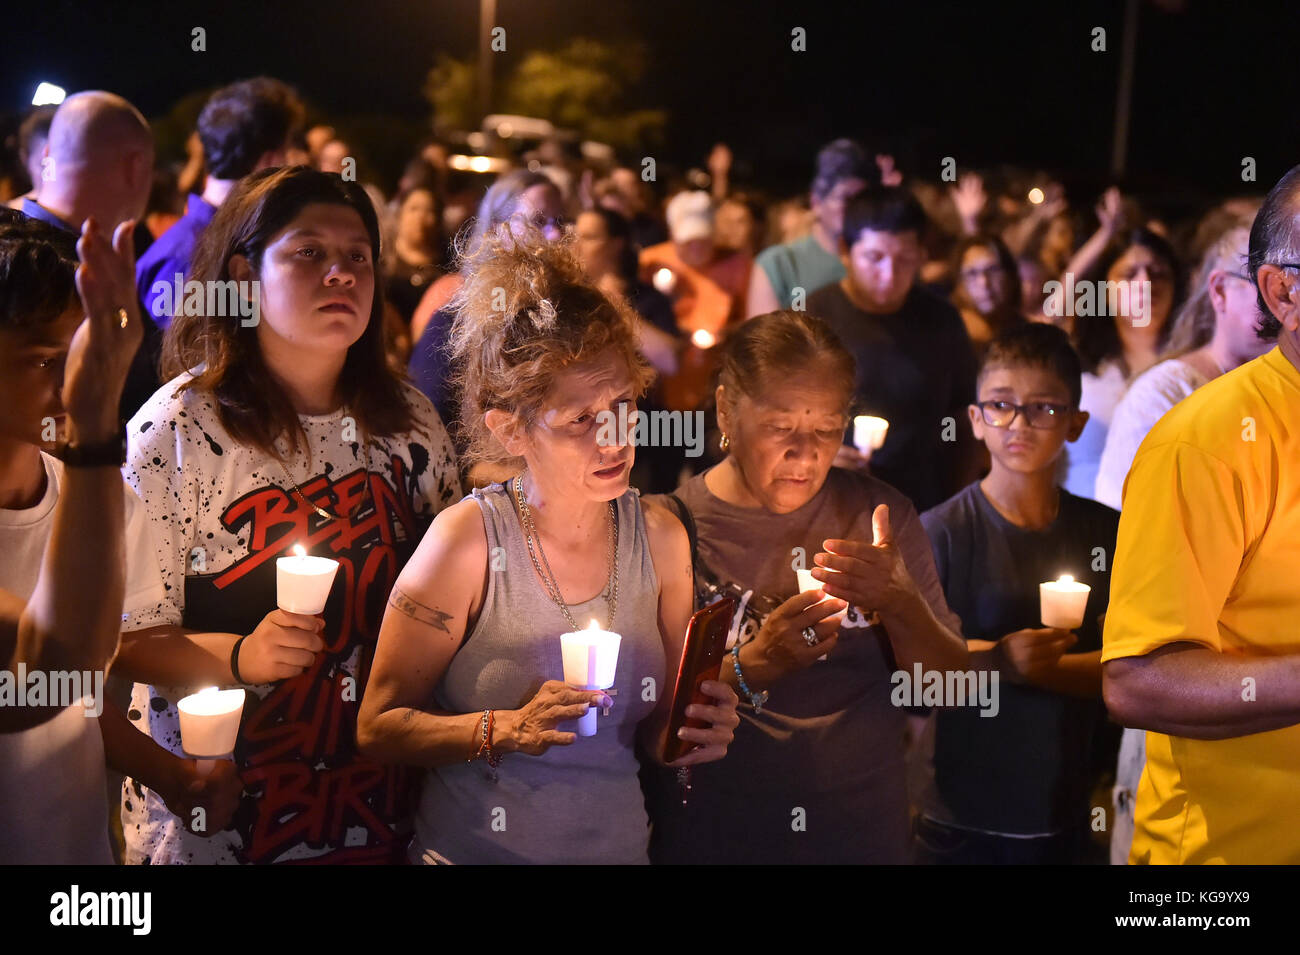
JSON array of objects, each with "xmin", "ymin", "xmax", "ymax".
[
  {"xmin": 665, "ymin": 680, "xmax": 741, "ymax": 768},
  {"xmin": 165, "ymin": 759, "xmax": 244, "ymax": 837},
  {"xmin": 747, "ymin": 590, "xmax": 848, "ymax": 679},
  {"xmin": 813, "ymin": 504, "xmax": 916, "ymax": 617},
  {"xmin": 237, "ymin": 609, "xmax": 325, "ymax": 683},
  {"xmin": 496, "ymin": 680, "xmax": 611, "ymax": 756}
]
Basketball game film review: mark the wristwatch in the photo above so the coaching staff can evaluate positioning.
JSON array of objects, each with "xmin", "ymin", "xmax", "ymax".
[{"xmin": 58, "ymin": 433, "xmax": 127, "ymax": 468}]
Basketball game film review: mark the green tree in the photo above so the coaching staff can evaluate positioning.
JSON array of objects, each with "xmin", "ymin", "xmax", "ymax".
[
  {"xmin": 425, "ymin": 53, "xmax": 479, "ymax": 134},
  {"xmin": 423, "ymin": 38, "xmax": 667, "ymax": 151}
]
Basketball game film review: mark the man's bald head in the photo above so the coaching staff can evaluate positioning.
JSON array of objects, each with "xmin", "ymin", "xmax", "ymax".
[{"xmin": 38, "ymin": 91, "xmax": 154, "ymax": 229}]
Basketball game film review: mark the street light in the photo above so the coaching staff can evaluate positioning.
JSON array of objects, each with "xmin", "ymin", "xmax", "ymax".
[{"xmin": 479, "ymin": 0, "xmax": 497, "ymax": 125}]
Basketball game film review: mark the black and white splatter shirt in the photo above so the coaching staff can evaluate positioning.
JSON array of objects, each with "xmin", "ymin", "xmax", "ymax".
[{"xmin": 120, "ymin": 373, "xmax": 460, "ymax": 864}]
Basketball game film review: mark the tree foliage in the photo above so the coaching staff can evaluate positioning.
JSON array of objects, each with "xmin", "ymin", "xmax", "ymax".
[{"xmin": 425, "ymin": 38, "xmax": 667, "ymax": 151}]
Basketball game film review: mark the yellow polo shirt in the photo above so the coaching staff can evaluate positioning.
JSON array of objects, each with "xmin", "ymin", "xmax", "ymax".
[{"xmin": 1103, "ymin": 345, "xmax": 1300, "ymax": 864}]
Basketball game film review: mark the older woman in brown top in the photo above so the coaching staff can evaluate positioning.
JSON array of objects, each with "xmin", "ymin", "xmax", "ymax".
[{"xmin": 646, "ymin": 311, "xmax": 968, "ymax": 863}]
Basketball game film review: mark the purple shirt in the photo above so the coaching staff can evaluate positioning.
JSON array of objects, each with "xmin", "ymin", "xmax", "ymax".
[
  {"xmin": 135, "ymin": 194, "xmax": 217, "ymax": 330},
  {"xmin": 19, "ymin": 198, "xmax": 75, "ymax": 233}
]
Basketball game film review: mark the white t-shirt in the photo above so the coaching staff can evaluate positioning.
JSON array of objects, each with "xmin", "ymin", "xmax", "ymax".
[
  {"xmin": 120, "ymin": 375, "xmax": 460, "ymax": 864},
  {"xmin": 0, "ymin": 452, "xmax": 166, "ymax": 864},
  {"xmin": 1094, "ymin": 358, "xmax": 1210, "ymax": 510},
  {"xmin": 1061, "ymin": 360, "xmax": 1129, "ymax": 501}
]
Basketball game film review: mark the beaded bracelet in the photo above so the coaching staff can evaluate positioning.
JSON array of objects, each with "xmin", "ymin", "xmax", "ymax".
[{"xmin": 730, "ymin": 644, "xmax": 769, "ymax": 712}]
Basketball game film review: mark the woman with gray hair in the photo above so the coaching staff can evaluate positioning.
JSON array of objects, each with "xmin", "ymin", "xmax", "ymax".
[
  {"xmin": 1095, "ymin": 219, "xmax": 1268, "ymax": 510},
  {"xmin": 407, "ymin": 169, "xmax": 566, "ymax": 436},
  {"xmin": 644, "ymin": 310, "xmax": 967, "ymax": 863}
]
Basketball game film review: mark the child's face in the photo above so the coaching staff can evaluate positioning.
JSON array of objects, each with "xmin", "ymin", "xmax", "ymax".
[
  {"xmin": 0, "ymin": 304, "xmax": 82, "ymax": 449},
  {"xmin": 968, "ymin": 364, "xmax": 1087, "ymax": 475}
]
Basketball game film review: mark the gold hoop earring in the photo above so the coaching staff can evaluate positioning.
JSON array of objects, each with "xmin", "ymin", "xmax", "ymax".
[{"xmin": 719, "ymin": 432, "xmax": 730, "ymax": 452}]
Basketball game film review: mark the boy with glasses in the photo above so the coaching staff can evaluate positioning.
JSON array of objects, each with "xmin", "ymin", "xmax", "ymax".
[{"xmin": 913, "ymin": 323, "xmax": 1119, "ymax": 863}]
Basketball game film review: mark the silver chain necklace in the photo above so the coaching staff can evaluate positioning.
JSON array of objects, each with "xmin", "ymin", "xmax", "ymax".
[
  {"xmin": 275, "ymin": 421, "xmax": 372, "ymax": 523},
  {"xmin": 513, "ymin": 474, "xmax": 618, "ymax": 632}
]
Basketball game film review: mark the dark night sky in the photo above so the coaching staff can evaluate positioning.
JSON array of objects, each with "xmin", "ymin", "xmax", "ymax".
[{"xmin": 6, "ymin": 0, "xmax": 1298, "ymax": 200}]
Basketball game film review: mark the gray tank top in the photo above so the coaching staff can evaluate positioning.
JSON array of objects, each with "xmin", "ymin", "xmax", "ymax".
[{"xmin": 412, "ymin": 481, "xmax": 665, "ymax": 864}]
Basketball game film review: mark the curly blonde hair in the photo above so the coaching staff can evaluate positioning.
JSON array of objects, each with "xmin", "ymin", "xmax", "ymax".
[{"xmin": 447, "ymin": 226, "xmax": 655, "ymax": 468}]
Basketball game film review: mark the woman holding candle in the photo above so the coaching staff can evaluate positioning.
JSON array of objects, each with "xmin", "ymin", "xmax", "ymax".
[
  {"xmin": 643, "ymin": 310, "xmax": 967, "ymax": 864},
  {"xmin": 111, "ymin": 166, "xmax": 462, "ymax": 864},
  {"xmin": 357, "ymin": 230, "xmax": 740, "ymax": 865}
]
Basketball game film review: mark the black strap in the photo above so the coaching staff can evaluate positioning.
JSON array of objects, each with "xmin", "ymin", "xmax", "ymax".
[{"xmin": 664, "ymin": 492, "xmax": 699, "ymax": 570}]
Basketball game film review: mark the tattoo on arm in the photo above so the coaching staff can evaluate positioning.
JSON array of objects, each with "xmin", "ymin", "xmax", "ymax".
[{"xmin": 388, "ymin": 586, "xmax": 454, "ymax": 633}]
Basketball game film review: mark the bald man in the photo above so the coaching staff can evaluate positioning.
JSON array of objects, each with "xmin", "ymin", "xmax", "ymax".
[
  {"xmin": 21, "ymin": 92, "xmax": 158, "ymax": 432},
  {"xmin": 21, "ymin": 91, "xmax": 153, "ymax": 235}
]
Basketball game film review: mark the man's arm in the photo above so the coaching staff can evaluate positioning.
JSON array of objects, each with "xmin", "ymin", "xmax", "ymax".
[
  {"xmin": 1104, "ymin": 643, "xmax": 1300, "ymax": 739},
  {"xmin": 2, "ymin": 219, "xmax": 143, "ymax": 732},
  {"xmin": 744, "ymin": 261, "xmax": 781, "ymax": 318}
]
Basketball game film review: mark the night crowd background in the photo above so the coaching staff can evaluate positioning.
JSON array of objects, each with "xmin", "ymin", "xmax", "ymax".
[{"xmin": 1, "ymin": 0, "xmax": 1297, "ymax": 872}]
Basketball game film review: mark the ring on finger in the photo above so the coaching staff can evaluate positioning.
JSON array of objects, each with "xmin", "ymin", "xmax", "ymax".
[
  {"xmin": 117, "ymin": 307, "xmax": 129, "ymax": 329},
  {"xmin": 802, "ymin": 626, "xmax": 820, "ymax": 647}
]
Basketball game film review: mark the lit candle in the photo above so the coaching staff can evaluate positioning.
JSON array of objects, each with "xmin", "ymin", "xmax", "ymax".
[
  {"xmin": 560, "ymin": 620, "xmax": 622, "ymax": 737},
  {"xmin": 691, "ymin": 328, "xmax": 717, "ymax": 349},
  {"xmin": 276, "ymin": 544, "xmax": 340, "ymax": 615},
  {"xmin": 853, "ymin": 415, "xmax": 890, "ymax": 453},
  {"xmin": 178, "ymin": 686, "xmax": 246, "ymax": 775},
  {"xmin": 652, "ymin": 267, "xmax": 676, "ymax": 294},
  {"xmin": 1040, "ymin": 574, "xmax": 1091, "ymax": 630}
]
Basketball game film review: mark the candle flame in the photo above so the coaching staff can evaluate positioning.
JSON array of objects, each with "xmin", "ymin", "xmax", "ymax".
[
  {"xmin": 198, "ymin": 686, "xmax": 218, "ymax": 696},
  {"xmin": 1058, "ymin": 574, "xmax": 1074, "ymax": 584},
  {"xmin": 587, "ymin": 619, "xmax": 600, "ymax": 631},
  {"xmin": 293, "ymin": 544, "xmax": 306, "ymax": 558}
]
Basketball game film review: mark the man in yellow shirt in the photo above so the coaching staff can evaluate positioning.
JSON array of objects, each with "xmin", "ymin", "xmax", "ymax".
[{"xmin": 1102, "ymin": 167, "xmax": 1300, "ymax": 864}]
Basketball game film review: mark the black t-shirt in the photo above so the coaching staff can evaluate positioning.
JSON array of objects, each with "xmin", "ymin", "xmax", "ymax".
[
  {"xmin": 919, "ymin": 481, "xmax": 1119, "ymax": 834},
  {"xmin": 807, "ymin": 282, "xmax": 977, "ymax": 513}
]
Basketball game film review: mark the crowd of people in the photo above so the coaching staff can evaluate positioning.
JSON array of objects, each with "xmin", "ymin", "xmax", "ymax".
[{"xmin": 1, "ymin": 73, "xmax": 1297, "ymax": 866}]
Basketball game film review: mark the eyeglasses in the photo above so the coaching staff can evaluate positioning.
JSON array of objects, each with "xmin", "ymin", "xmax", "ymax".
[{"xmin": 976, "ymin": 399, "xmax": 1070, "ymax": 429}]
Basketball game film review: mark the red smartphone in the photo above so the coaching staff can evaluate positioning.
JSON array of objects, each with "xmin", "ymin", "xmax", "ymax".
[{"xmin": 663, "ymin": 597, "xmax": 735, "ymax": 764}]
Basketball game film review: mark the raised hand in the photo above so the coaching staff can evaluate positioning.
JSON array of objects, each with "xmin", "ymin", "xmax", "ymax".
[{"xmin": 64, "ymin": 217, "xmax": 144, "ymax": 444}]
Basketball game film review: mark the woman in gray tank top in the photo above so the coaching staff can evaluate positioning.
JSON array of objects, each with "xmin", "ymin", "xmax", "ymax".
[{"xmin": 357, "ymin": 229, "xmax": 739, "ymax": 864}]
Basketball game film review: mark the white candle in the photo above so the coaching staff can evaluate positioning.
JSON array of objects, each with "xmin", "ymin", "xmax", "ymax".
[
  {"xmin": 560, "ymin": 619, "xmax": 622, "ymax": 737},
  {"xmin": 178, "ymin": 686, "xmax": 246, "ymax": 774},
  {"xmin": 796, "ymin": 568, "xmax": 820, "ymax": 594},
  {"xmin": 276, "ymin": 544, "xmax": 340, "ymax": 615},
  {"xmin": 853, "ymin": 415, "xmax": 890, "ymax": 453},
  {"xmin": 1040, "ymin": 574, "xmax": 1091, "ymax": 630}
]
